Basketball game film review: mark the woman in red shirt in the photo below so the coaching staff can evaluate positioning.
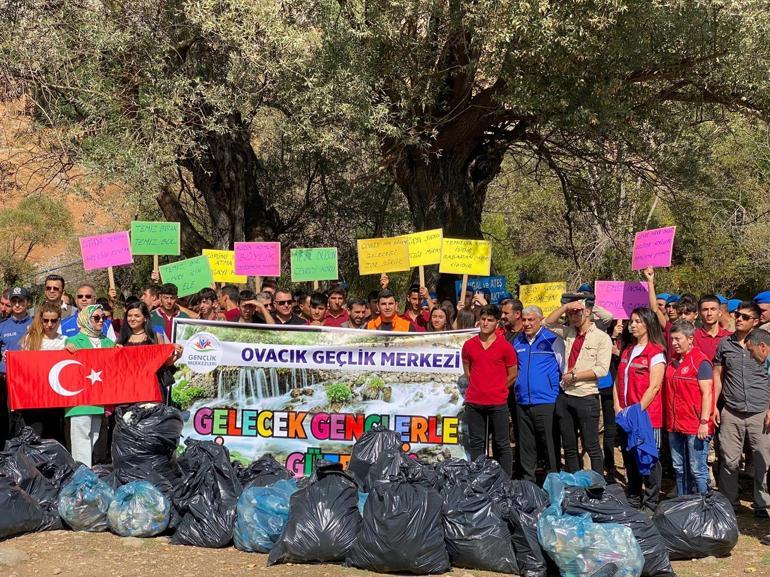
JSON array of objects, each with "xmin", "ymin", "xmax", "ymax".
[{"xmin": 614, "ymin": 307, "xmax": 667, "ymax": 511}]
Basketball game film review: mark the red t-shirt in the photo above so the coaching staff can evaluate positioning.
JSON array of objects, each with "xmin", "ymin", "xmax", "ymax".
[
  {"xmin": 402, "ymin": 310, "xmax": 429, "ymax": 332},
  {"xmin": 223, "ymin": 308, "xmax": 241, "ymax": 322},
  {"xmin": 461, "ymin": 335, "xmax": 518, "ymax": 406},
  {"xmin": 693, "ymin": 326, "xmax": 733, "ymax": 362},
  {"xmin": 323, "ymin": 309, "xmax": 350, "ymax": 328}
]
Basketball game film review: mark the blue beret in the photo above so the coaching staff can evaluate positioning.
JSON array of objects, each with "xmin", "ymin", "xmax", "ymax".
[
  {"xmin": 656, "ymin": 293, "xmax": 670, "ymax": 301},
  {"xmin": 727, "ymin": 299, "xmax": 742, "ymax": 313},
  {"xmin": 666, "ymin": 294, "xmax": 681, "ymax": 304},
  {"xmin": 716, "ymin": 294, "xmax": 728, "ymax": 305},
  {"xmin": 577, "ymin": 283, "xmax": 592, "ymax": 293},
  {"xmin": 754, "ymin": 291, "xmax": 770, "ymax": 305}
]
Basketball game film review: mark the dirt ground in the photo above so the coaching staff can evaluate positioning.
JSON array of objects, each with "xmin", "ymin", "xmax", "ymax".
[{"xmin": 0, "ymin": 502, "xmax": 768, "ymax": 577}]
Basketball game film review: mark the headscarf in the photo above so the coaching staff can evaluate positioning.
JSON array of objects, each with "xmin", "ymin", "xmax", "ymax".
[{"xmin": 77, "ymin": 304, "xmax": 104, "ymax": 339}]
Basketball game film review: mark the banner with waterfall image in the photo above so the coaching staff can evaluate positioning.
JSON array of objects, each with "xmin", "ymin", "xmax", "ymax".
[{"xmin": 173, "ymin": 319, "xmax": 474, "ymax": 477}]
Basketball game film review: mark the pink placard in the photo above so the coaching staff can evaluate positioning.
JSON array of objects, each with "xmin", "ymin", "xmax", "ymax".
[
  {"xmin": 234, "ymin": 242, "xmax": 281, "ymax": 276},
  {"xmin": 631, "ymin": 226, "xmax": 676, "ymax": 270},
  {"xmin": 595, "ymin": 281, "xmax": 650, "ymax": 320},
  {"xmin": 79, "ymin": 231, "xmax": 133, "ymax": 271}
]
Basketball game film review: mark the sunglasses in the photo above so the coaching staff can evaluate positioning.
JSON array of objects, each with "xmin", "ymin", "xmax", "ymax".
[
  {"xmin": 42, "ymin": 318, "xmax": 59, "ymax": 325},
  {"xmin": 276, "ymin": 300, "xmax": 293, "ymax": 306},
  {"xmin": 91, "ymin": 315, "xmax": 106, "ymax": 322},
  {"xmin": 45, "ymin": 286, "xmax": 62, "ymax": 292},
  {"xmin": 77, "ymin": 294, "xmax": 94, "ymax": 299},
  {"xmin": 735, "ymin": 312, "xmax": 757, "ymax": 322}
]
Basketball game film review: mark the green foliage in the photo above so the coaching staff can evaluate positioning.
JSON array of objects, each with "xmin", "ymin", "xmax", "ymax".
[
  {"xmin": 171, "ymin": 381, "xmax": 207, "ymax": 411},
  {"xmin": 364, "ymin": 375, "xmax": 385, "ymax": 391},
  {"xmin": 324, "ymin": 382, "xmax": 352, "ymax": 404}
]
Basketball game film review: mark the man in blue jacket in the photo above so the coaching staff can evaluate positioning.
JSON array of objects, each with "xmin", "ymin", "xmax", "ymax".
[{"xmin": 513, "ymin": 305, "xmax": 565, "ymax": 481}]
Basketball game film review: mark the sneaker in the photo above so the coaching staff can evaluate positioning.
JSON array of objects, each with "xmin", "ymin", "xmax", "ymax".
[
  {"xmin": 754, "ymin": 509, "xmax": 769, "ymax": 519},
  {"xmin": 761, "ymin": 534, "xmax": 770, "ymax": 546}
]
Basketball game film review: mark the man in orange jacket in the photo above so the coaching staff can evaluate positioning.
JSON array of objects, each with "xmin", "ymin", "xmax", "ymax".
[{"xmin": 366, "ymin": 289, "xmax": 415, "ymax": 332}]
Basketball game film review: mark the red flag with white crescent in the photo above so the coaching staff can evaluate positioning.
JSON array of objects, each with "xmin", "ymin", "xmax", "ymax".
[{"xmin": 6, "ymin": 345, "xmax": 174, "ymax": 410}]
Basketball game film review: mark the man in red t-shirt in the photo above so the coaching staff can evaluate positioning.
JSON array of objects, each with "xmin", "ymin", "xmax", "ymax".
[
  {"xmin": 461, "ymin": 304, "xmax": 518, "ymax": 477},
  {"xmin": 218, "ymin": 285, "xmax": 241, "ymax": 322},
  {"xmin": 693, "ymin": 295, "xmax": 733, "ymax": 361}
]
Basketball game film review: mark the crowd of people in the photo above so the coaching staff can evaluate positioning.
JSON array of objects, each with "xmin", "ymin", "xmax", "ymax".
[{"xmin": 1, "ymin": 267, "xmax": 770, "ymax": 528}]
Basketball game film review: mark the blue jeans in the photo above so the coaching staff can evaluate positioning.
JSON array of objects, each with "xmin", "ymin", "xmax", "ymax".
[{"xmin": 668, "ymin": 431, "xmax": 711, "ymax": 495}]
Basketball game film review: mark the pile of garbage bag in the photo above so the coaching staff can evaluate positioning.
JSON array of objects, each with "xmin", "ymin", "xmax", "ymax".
[
  {"xmin": 538, "ymin": 471, "xmax": 645, "ymax": 577},
  {"xmin": 58, "ymin": 466, "xmax": 114, "ymax": 532},
  {"xmin": 346, "ymin": 423, "xmax": 403, "ymax": 491},
  {"xmin": 233, "ymin": 454, "xmax": 292, "ymax": 489},
  {"xmin": 233, "ymin": 479, "xmax": 298, "ymax": 553},
  {"xmin": 653, "ymin": 491, "xmax": 738, "ymax": 560},
  {"xmin": 108, "ymin": 480, "xmax": 171, "ymax": 537},
  {"xmin": 0, "ymin": 476, "xmax": 44, "ymax": 539}
]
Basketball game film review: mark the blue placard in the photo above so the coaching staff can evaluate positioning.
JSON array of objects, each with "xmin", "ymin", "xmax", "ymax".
[{"xmin": 454, "ymin": 275, "xmax": 508, "ymax": 304}]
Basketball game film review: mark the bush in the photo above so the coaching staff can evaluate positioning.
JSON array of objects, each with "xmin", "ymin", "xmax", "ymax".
[
  {"xmin": 325, "ymin": 382, "xmax": 352, "ymax": 404},
  {"xmin": 171, "ymin": 381, "xmax": 207, "ymax": 410}
]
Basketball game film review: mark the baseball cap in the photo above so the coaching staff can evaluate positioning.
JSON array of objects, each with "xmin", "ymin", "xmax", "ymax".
[
  {"xmin": 10, "ymin": 287, "xmax": 30, "ymax": 300},
  {"xmin": 561, "ymin": 292, "xmax": 596, "ymax": 308}
]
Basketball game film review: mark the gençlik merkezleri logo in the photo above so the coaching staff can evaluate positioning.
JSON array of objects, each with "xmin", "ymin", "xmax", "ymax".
[{"xmin": 184, "ymin": 332, "xmax": 222, "ymax": 374}]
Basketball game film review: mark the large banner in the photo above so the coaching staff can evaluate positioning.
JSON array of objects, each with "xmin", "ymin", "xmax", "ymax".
[{"xmin": 173, "ymin": 320, "xmax": 474, "ymax": 477}]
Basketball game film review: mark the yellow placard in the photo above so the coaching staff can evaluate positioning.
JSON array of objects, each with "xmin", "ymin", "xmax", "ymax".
[
  {"xmin": 406, "ymin": 229, "xmax": 443, "ymax": 267},
  {"xmin": 202, "ymin": 249, "xmax": 247, "ymax": 284},
  {"xmin": 519, "ymin": 282, "xmax": 567, "ymax": 316},
  {"xmin": 357, "ymin": 236, "xmax": 411, "ymax": 275},
  {"xmin": 438, "ymin": 238, "xmax": 492, "ymax": 276}
]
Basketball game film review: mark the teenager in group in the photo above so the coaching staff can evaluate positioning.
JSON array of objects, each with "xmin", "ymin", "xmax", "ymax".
[
  {"xmin": 140, "ymin": 284, "xmax": 160, "ymax": 311},
  {"xmin": 16, "ymin": 301, "xmax": 66, "ymax": 441},
  {"xmin": 545, "ymin": 295, "xmax": 613, "ymax": 475},
  {"xmin": 218, "ymin": 285, "xmax": 241, "ymax": 322},
  {"xmin": 340, "ymin": 298, "xmax": 368, "ymax": 329},
  {"xmin": 665, "ymin": 320, "xmax": 714, "ymax": 495},
  {"xmin": 309, "ymin": 292, "xmax": 328, "ymax": 326},
  {"xmin": 427, "ymin": 306, "xmax": 451, "ymax": 332},
  {"xmin": 461, "ymin": 304, "xmax": 517, "ymax": 477},
  {"xmin": 150, "ymin": 283, "xmax": 189, "ymax": 340},
  {"xmin": 614, "ymin": 307, "xmax": 667, "ymax": 512},
  {"xmin": 402, "ymin": 285, "xmax": 429, "ymax": 331},
  {"xmin": 323, "ymin": 285, "xmax": 349, "ymax": 327},
  {"xmin": 513, "ymin": 305, "xmax": 564, "ymax": 482},
  {"xmin": 694, "ymin": 295, "xmax": 733, "ymax": 360},
  {"xmin": 714, "ymin": 301, "xmax": 770, "ymax": 516},
  {"xmin": 63, "ymin": 304, "xmax": 114, "ymax": 467},
  {"xmin": 367, "ymin": 290, "xmax": 380, "ymax": 321},
  {"xmin": 366, "ymin": 290, "xmax": 414, "ymax": 331},
  {"xmin": 197, "ymin": 288, "xmax": 221, "ymax": 321}
]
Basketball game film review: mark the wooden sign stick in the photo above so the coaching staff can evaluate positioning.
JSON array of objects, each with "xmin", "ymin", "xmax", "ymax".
[
  {"xmin": 418, "ymin": 265, "xmax": 426, "ymax": 289},
  {"xmin": 255, "ymin": 275, "xmax": 262, "ymax": 293},
  {"xmin": 459, "ymin": 274, "xmax": 469, "ymax": 310},
  {"xmin": 107, "ymin": 267, "xmax": 116, "ymax": 292},
  {"xmin": 313, "ymin": 280, "xmax": 319, "ymax": 291},
  {"xmin": 153, "ymin": 255, "xmax": 160, "ymax": 276}
]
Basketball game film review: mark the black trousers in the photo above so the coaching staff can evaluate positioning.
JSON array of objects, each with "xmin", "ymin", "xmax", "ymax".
[
  {"xmin": 600, "ymin": 387, "xmax": 616, "ymax": 470},
  {"xmin": 555, "ymin": 392, "xmax": 603, "ymax": 475},
  {"xmin": 465, "ymin": 403, "xmax": 513, "ymax": 477},
  {"xmin": 517, "ymin": 403, "xmax": 558, "ymax": 482},
  {"xmin": 618, "ymin": 428, "xmax": 662, "ymax": 512}
]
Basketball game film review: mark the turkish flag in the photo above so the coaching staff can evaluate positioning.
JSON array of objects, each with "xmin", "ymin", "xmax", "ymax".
[{"xmin": 6, "ymin": 345, "xmax": 175, "ymax": 410}]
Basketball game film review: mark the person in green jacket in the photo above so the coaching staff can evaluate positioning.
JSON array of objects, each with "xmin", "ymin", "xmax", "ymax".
[{"xmin": 64, "ymin": 304, "xmax": 113, "ymax": 467}]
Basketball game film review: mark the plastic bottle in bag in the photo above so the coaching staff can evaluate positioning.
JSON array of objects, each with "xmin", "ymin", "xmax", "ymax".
[
  {"xmin": 108, "ymin": 480, "xmax": 170, "ymax": 537},
  {"xmin": 58, "ymin": 465, "xmax": 114, "ymax": 532},
  {"xmin": 233, "ymin": 479, "xmax": 298, "ymax": 553}
]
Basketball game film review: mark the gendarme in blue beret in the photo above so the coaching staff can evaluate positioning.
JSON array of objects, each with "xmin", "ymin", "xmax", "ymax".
[
  {"xmin": 666, "ymin": 294, "xmax": 681, "ymax": 304},
  {"xmin": 727, "ymin": 299, "xmax": 742, "ymax": 313},
  {"xmin": 716, "ymin": 294, "xmax": 727, "ymax": 305},
  {"xmin": 754, "ymin": 291, "xmax": 770, "ymax": 305},
  {"xmin": 656, "ymin": 293, "xmax": 670, "ymax": 301}
]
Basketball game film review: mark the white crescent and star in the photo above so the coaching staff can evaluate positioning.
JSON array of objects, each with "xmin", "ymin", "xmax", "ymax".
[{"xmin": 48, "ymin": 360, "xmax": 104, "ymax": 397}]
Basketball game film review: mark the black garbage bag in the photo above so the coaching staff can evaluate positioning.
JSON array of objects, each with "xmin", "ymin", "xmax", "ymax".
[
  {"xmin": 468, "ymin": 456, "xmax": 507, "ymax": 493},
  {"xmin": 0, "ymin": 476, "xmax": 44, "ymax": 539},
  {"xmin": 563, "ymin": 483, "xmax": 673, "ymax": 577},
  {"xmin": 92, "ymin": 464, "xmax": 121, "ymax": 491},
  {"xmin": 268, "ymin": 462, "xmax": 361, "ymax": 565},
  {"xmin": 4, "ymin": 426, "xmax": 76, "ymax": 489},
  {"xmin": 233, "ymin": 454, "xmax": 292, "ymax": 488},
  {"xmin": 346, "ymin": 423, "xmax": 402, "ymax": 487},
  {"xmin": 491, "ymin": 479, "xmax": 550, "ymax": 577},
  {"xmin": 442, "ymin": 483, "xmax": 518, "ymax": 574},
  {"xmin": 346, "ymin": 477, "xmax": 450, "ymax": 574},
  {"xmin": 653, "ymin": 491, "xmax": 738, "ymax": 560},
  {"xmin": 435, "ymin": 458, "xmax": 471, "ymax": 490},
  {"xmin": 112, "ymin": 403, "xmax": 183, "ymax": 486},
  {"xmin": 0, "ymin": 449, "xmax": 62, "ymax": 531},
  {"xmin": 170, "ymin": 440, "xmax": 242, "ymax": 548}
]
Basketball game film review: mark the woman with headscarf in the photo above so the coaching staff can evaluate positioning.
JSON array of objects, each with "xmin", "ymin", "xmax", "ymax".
[{"xmin": 64, "ymin": 304, "xmax": 114, "ymax": 467}]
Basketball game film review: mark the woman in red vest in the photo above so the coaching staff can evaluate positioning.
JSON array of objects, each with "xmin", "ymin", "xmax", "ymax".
[
  {"xmin": 614, "ymin": 307, "xmax": 667, "ymax": 511},
  {"xmin": 665, "ymin": 319, "xmax": 714, "ymax": 495}
]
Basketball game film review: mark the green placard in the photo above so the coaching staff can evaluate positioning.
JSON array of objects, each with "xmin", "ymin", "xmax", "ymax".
[
  {"xmin": 130, "ymin": 221, "xmax": 181, "ymax": 256},
  {"xmin": 290, "ymin": 248, "xmax": 338, "ymax": 282},
  {"xmin": 159, "ymin": 256, "xmax": 213, "ymax": 297}
]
